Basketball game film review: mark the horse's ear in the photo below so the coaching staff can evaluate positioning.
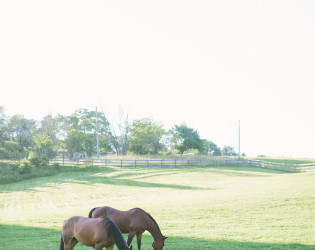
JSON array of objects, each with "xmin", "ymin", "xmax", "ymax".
[
  {"xmin": 163, "ymin": 236, "xmax": 168, "ymax": 240},
  {"xmin": 129, "ymin": 245, "xmax": 133, "ymax": 250}
]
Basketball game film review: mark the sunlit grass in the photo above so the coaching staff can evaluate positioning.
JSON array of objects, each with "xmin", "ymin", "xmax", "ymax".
[
  {"xmin": 0, "ymin": 165, "xmax": 314, "ymax": 249},
  {"xmin": 253, "ymin": 157, "xmax": 315, "ymax": 164}
]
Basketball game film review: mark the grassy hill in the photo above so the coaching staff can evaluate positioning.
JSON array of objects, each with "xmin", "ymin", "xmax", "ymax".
[{"xmin": 0, "ymin": 164, "xmax": 314, "ymax": 249}]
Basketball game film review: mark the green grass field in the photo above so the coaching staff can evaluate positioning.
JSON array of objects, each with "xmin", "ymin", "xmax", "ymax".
[
  {"xmin": 253, "ymin": 157, "xmax": 315, "ymax": 165},
  {"xmin": 0, "ymin": 164, "xmax": 314, "ymax": 249}
]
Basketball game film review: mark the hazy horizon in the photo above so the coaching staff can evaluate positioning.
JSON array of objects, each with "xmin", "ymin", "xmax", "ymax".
[{"xmin": 1, "ymin": 1, "xmax": 314, "ymax": 158}]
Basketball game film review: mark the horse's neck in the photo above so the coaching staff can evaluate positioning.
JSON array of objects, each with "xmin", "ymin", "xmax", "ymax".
[{"xmin": 145, "ymin": 215, "xmax": 163, "ymax": 240}]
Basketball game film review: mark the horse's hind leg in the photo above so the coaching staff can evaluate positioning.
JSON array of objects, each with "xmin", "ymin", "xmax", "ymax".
[
  {"xmin": 127, "ymin": 231, "xmax": 136, "ymax": 246},
  {"xmin": 136, "ymin": 233, "xmax": 142, "ymax": 250}
]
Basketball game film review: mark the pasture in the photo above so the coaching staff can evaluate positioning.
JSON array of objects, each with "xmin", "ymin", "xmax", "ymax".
[{"xmin": 0, "ymin": 163, "xmax": 314, "ymax": 249}]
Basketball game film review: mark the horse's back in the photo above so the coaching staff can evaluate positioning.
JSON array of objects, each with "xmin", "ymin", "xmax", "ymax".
[
  {"xmin": 62, "ymin": 216, "xmax": 82, "ymax": 234},
  {"xmin": 62, "ymin": 216, "xmax": 88, "ymax": 244},
  {"xmin": 92, "ymin": 206, "xmax": 116, "ymax": 218},
  {"xmin": 127, "ymin": 208, "xmax": 149, "ymax": 228},
  {"xmin": 92, "ymin": 206, "xmax": 149, "ymax": 233},
  {"xmin": 62, "ymin": 216, "xmax": 114, "ymax": 248}
]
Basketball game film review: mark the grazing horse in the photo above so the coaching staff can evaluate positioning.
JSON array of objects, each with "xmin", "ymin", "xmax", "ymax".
[
  {"xmin": 59, "ymin": 216, "xmax": 132, "ymax": 250},
  {"xmin": 88, "ymin": 206, "xmax": 167, "ymax": 250}
]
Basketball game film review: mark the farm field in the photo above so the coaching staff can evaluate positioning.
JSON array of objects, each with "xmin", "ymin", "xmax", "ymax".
[{"xmin": 0, "ymin": 164, "xmax": 314, "ymax": 249}]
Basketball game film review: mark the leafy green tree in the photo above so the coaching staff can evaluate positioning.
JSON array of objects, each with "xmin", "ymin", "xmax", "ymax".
[
  {"xmin": 129, "ymin": 118, "xmax": 166, "ymax": 155},
  {"xmin": 0, "ymin": 106, "xmax": 8, "ymax": 142},
  {"xmin": 204, "ymin": 140, "xmax": 221, "ymax": 156},
  {"xmin": 222, "ymin": 146, "xmax": 236, "ymax": 156},
  {"xmin": 0, "ymin": 141, "xmax": 23, "ymax": 157},
  {"xmin": 64, "ymin": 130, "xmax": 85, "ymax": 158},
  {"xmin": 39, "ymin": 114, "xmax": 61, "ymax": 145},
  {"xmin": 60, "ymin": 108, "xmax": 114, "ymax": 158},
  {"xmin": 98, "ymin": 134, "xmax": 114, "ymax": 154},
  {"xmin": 32, "ymin": 134, "xmax": 54, "ymax": 157},
  {"xmin": 171, "ymin": 123, "xmax": 204, "ymax": 154},
  {"xmin": 7, "ymin": 114, "xmax": 37, "ymax": 149}
]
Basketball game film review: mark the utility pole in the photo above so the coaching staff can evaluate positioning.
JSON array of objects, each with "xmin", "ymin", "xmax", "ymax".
[
  {"xmin": 96, "ymin": 106, "xmax": 100, "ymax": 158},
  {"xmin": 238, "ymin": 119, "xmax": 240, "ymax": 159}
]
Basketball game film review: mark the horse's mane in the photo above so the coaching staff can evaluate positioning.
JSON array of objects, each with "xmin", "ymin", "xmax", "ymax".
[
  {"xmin": 101, "ymin": 216, "xmax": 128, "ymax": 250},
  {"xmin": 134, "ymin": 208, "xmax": 161, "ymax": 231},
  {"xmin": 88, "ymin": 207, "xmax": 97, "ymax": 218}
]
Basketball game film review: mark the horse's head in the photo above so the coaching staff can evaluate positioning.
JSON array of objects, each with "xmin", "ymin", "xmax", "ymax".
[{"xmin": 152, "ymin": 236, "xmax": 167, "ymax": 250}]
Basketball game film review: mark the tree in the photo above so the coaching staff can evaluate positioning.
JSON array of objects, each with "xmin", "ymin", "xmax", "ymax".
[
  {"xmin": 98, "ymin": 134, "xmax": 113, "ymax": 154},
  {"xmin": 39, "ymin": 114, "xmax": 60, "ymax": 145},
  {"xmin": 58, "ymin": 108, "xmax": 114, "ymax": 158},
  {"xmin": 129, "ymin": 118, "xmax": 166, "ymax": 155},
  {"xmin": 62, "ymin": 109, "xmax": 97, "ymax": 158},
  {"xmin": 204, "ymin": 140, "xmax": 221, "ymax": 156},
  {"xmin": 0, "ymin": 106, "xmax": 8, "ymax": 142},
  {"xmin": 64, "ymin": 130, "xmax": 84, "ymax": 159},
  {"xmin": 222, "ymin": 146, "xmax": 236, "ymax": 156},
  {"xmin": 7, "ymin": 114, "xmax": 37, "ymax": 149},
  {"xmin": 171, "ymin": 123, "xmax": 204, "ymax": 154},
  {"xmin": 32, "ymin": 134, "xmax": 54, "ymax": 157},
  {"xmin": 99, "ymin": 107, "xmax": 130, "ymax": 155},
  {"xmin": 0, "ymin": 141, "xmax": 22, "ymax": 157}
]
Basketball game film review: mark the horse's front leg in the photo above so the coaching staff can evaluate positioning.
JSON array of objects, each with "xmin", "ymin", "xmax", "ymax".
[
  {"xmin": 127, "ymin": 231, "xmax": 136, "ymax": 247},
  {"xmin": 64, "ymin": 238, "xmax": 78, "ymax": 250},
  {"xmin": 136, "ymin": 233, "xmax": 142, "ymax": 250}
]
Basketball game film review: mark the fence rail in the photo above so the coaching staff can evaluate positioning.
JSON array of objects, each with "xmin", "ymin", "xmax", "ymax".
[
  {"xmin": 1, "ymin": 156, "xmax": 314, "ymax": 172},
  {"xmin": 49, "ymin": 158, "xmax": 206, "ymax": 168},
  {"xmin": 224, "ymin": 159, "xmax": 315, "ymax": 172}
]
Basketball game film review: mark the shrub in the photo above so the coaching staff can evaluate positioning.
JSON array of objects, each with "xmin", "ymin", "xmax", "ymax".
[
  {"xmin": 52, "ymin": 163, "xmax": 60, "ymax": 170},
  {"xmin": 18, "ymin": 158, "xmax": 33, "ymax": 174},
  {"xmin": 29, "ymin": 156, "xmax": 49, "ymax": 168},
  {"xmin": 18, "ymin": 155, "xmax": 50, "ymax": 173}
]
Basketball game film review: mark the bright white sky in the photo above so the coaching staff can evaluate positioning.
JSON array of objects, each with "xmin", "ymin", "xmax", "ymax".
[{"xmin": 1, "ymin": 1, "xmax": 314, "ymax": 157}]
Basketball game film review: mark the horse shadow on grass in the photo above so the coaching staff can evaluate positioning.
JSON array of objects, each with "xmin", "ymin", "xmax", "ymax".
[{"xmin": 0, "ymin": 224, "xmax": 313, "ymax": 250}]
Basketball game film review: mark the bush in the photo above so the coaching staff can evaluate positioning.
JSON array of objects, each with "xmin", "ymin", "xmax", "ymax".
[
  {"xmin": 18, "ymin": 156, "xmax": 50, "ymax": 173},
  {"xmin": 52, "ymin": 163, "xmax": 60, "ymax": 170},
  {"xmin": 18, "ymin": 158, "xmax": 33, "ymax": 174},
  {"xmin": 29, "ymin": 156, "xmax": 49, "ymax": 168}
]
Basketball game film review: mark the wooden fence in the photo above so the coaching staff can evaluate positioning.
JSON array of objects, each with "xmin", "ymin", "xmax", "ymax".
[
  {"xmin": 2, "ymin": 156, "xmax": 314, "ymax": 172},
  {"xmin": 224, "ymin": 159, "xmax": 315, "ymax": 172},
  {"xmin": 49, "ymin": 158, "xmax": 206, "ymax": 168}
]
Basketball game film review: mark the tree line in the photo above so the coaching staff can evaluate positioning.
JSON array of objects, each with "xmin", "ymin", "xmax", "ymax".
[{"xmin": 0, "ymin": 106, "xmax": 237, "ymax": 159}]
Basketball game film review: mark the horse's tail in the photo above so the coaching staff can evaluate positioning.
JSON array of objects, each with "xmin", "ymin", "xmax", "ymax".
[
  {"xmin": 88, "ymin": 207, "xmax": 97, "ymax": 218},
  {"xmin": 59, "ymin": 235, "xmax": 64, "ymax": 250},
  {"xmin": 102, "ymin": 216, "xmax": 131, "ymax": 250}
]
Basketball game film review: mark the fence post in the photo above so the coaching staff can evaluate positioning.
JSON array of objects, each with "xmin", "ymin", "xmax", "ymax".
[
  {"xmin": 175, "ymin": 160, "xmax": 176, "ymax": 167},
  {"xmin": 63, "ymin": 156, "xmax": 64, "ymax": 166},
  {"xmin": 135, "ymin": 160, "xmax": 137, "ymax": 168}
]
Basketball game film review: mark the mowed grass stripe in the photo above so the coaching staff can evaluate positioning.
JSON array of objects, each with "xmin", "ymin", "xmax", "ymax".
[{"xmin": 0, "ymin": 165, "xmax": 314, "ymax": 249}]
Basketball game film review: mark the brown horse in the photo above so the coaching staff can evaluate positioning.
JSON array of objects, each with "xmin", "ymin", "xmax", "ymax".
[
  {"xmin": 88, "ymin": 206, "xmax": 167, "ymax": 250},
  {"xmin": 59, "ymin": 216, "xmax": 132, "ymax": 250}
]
